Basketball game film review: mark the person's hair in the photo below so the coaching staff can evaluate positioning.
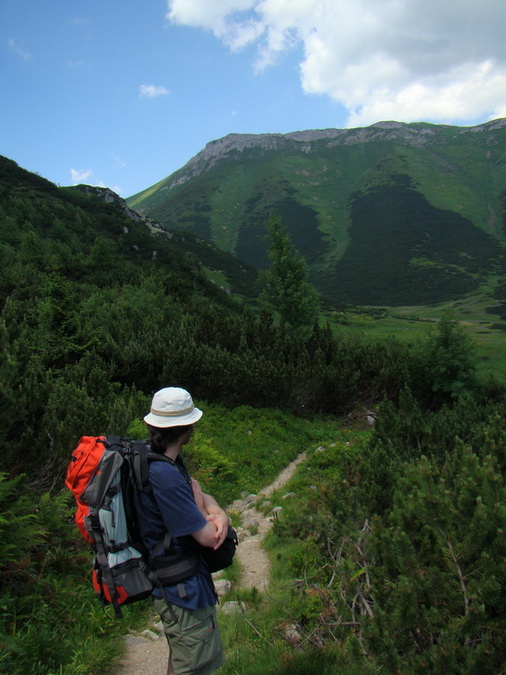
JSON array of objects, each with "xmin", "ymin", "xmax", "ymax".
[{"xmin": 146, "ymin": 424, "xmax": 193, "ymax": 454}]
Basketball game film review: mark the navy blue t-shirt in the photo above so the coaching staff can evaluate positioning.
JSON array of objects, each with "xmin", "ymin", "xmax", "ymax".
[{"xmin": 134, "ymin": 454, "xmax": 217, "ymax": 610}]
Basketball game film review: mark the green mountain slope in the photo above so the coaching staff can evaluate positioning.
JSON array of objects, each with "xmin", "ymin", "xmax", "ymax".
[
  {"xmin": 0, "ymin": 154, "xmax": 255, "ymax": 473},
  {"xmin": 67, "ymin": 183, "xmax": 259, "ymax": 300},
  {"xmin": 127, "ymin": 119, "xmax": 506, "ymax": 306}
]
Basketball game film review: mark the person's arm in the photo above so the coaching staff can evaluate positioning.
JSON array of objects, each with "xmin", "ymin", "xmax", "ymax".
[
  {"xmin": 191, "ymin": 519, "xmax": 221, "ymax": 548},
  {"xmin": 192, "ymin": 479, "xmax": 229, "ymax": 548}
]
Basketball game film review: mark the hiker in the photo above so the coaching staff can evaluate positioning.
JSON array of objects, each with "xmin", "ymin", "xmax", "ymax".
[{"xmin": 135, "ymin": 386, "xmax": 228, "ymax": 675}]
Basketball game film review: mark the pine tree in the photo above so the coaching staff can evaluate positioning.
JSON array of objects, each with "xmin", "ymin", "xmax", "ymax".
[
  {"xmin": 423, "ymin": 313, "xmax": 477, "ymax": 407},
  {"xmin": 258, "ymin": 214, "xmax": 320, "ymax": 331}
]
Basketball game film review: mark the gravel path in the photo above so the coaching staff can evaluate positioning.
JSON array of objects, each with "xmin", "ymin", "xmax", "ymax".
[{"xmin": 111, "ymin": 452, "xmax": 307, "ymax": 674}]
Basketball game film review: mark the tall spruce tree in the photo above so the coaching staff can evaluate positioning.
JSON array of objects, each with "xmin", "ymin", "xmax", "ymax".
[
  {"xmin": 424, "ymin": 313, "xmax": 477, "ymax": 407},
  {"xmin": 259, "ymin": 214, "xmax": 320, "ymax": 331}
]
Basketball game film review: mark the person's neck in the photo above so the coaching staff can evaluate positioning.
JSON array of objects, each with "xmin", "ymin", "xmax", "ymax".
[{"xmin": 164, "ymin": 444, "xmax": 182, "ymax": 461}]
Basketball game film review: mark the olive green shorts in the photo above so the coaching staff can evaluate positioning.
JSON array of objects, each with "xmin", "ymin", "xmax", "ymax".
[{"xmin": 153, "ymin": 597, "xmax": 224, "ymax": 675}]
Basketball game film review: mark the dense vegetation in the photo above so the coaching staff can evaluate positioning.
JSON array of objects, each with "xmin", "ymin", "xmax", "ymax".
[
  {"xmin": 254, "ymin": 393, "xmax": 506, "ymax": 673},
  {"xmin": 1, "ymin": 154, "xmax": 506, "ymax": 673},
  {"xmin": 320, "ymin": 179, "xmax": 504, "ymax": 305},
  {"xmin": 0, "ymin": 402, "xmax": 338, "ymax": 674}
]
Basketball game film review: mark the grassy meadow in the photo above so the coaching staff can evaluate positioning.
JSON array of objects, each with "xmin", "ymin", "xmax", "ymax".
[{"xmin": 326, "ymin": 287, "xmax": 506, "ymax": 383}]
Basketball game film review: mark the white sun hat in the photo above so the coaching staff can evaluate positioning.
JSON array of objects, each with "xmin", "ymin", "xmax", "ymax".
[{"xmin": 143, "ymin": 387, "xmax": 203, "ymax": 428}]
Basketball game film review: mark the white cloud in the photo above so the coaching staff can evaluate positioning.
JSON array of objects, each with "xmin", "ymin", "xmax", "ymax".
[
  {"xmin": 166, "ymin": 0, "xmax": 506, "ymax": 126},
  {"xmin": 8, "ymin": 38, "xmax": 31, "ymax": 61},
  {"xmin": 139, "ymin": 84, "xmax": 169, "ymax": 98},
  {"xmin": 70, "ymin": 169, "xmax": 122, "ymax": 195},
  {"xmin": 347, "ymin": 60, "xmax": 506, "ymax": 127},
  {"xmin": 167, "ymin": 0, "xmax": 256, "ymax": 34},
  {"xmin": 71, "ymin": 168, "xmax": 95, "ymax": 184},
  {"xmin": 113, "ymin": 154, "xmax": 127, "ymax": 168}
]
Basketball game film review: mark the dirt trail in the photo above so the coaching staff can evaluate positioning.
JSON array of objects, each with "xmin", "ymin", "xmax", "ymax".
[
  {"xmin": 231, "ymin": 452, "xmax": 306, "ymax": 591},
  {"xmin": 111, "ymin": 452, "xmax": 307, "ymax": 675}
]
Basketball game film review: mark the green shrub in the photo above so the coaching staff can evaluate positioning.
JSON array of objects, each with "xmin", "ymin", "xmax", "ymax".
[{"xmin": 0, "ymin": 477, "xmax": 137, "ymax": 674}]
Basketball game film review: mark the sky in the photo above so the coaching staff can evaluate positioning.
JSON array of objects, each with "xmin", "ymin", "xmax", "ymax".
[{"xmin": 2, "ymin": 0, "xmax": 506, "ymax": 198}]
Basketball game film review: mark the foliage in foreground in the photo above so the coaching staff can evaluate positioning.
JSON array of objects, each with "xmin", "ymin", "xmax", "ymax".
[
  {"xmin": 0, "ymin": 476, "xmax": 129, "ymax": 674},
  {"xmin": 263, "ymin": 396, "xmax": 506, "ymax": 673}
]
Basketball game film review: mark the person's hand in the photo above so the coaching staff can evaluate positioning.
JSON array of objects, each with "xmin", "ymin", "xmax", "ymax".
[{"xmin": 206, "ymin": 511, "xmax": 229, "ymax": 549}]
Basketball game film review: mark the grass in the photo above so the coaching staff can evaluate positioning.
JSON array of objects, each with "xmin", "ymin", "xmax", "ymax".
[
  {"xmin": 183, "ymin": 404, "xmax": 343, "ymax": 506},
  {"xmin": 325, "ymin": 286, "xmax": 506, "ymax": 383},
  {"xmin": 200, "ymin": 266, "xmax": 231, "ymax": 292}
]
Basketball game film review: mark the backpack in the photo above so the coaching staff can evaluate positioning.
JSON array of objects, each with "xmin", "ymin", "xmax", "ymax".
[{"xmin": 65, "ymin": 435, "xmax": 201, "ymax": 618}]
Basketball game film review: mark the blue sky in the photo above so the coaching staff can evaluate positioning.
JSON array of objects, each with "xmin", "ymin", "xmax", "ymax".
[{"xmin": 2, "ymin": 1, "xmax": 506, "ymax": 198}]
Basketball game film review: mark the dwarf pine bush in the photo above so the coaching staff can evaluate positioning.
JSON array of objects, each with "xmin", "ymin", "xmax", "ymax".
[{"xmin": 265, "ymin": 399, "xmax": 506, "ymax": 672}]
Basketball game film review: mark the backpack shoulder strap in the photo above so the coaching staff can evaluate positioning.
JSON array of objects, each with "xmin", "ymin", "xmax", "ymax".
[
  {"xmin": 128, "ymin": 445, "xmax": 177, "ymax": 558},
  {"xmin": 129, "ymin": 440, "xmax": 151, "ymax": 495},
  {"xmin": 127, "ymin": 441, "xmax": 174, "ymax": 497}
]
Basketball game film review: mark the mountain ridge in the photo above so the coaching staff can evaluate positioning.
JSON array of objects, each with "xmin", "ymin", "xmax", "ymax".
[
  {"xmin": 65, "ymin": 182, "xmax": 259, "ymax": 299},
  {"xmin": 129, "ymin": 118, "xmax": 506, "ymax": 201}
]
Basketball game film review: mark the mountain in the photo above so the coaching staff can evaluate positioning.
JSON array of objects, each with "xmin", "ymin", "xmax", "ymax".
[
  {"xmin": 0, "ymin": 154, "xmax": 269, "ymax": 474},
  {"xmin": 127, "ymin": 119, "xmax": 506, "ymax": 307}
]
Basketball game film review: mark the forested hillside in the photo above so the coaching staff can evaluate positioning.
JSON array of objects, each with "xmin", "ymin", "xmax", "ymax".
[
  {"xmin": 1, "ymin": 155, "xmax": 506, "ymax": 673},
  {"xmin": 0, "ymin": 153, "xmax": 446, "ymax": 478},
  {"xmin": 128, "ymin": 119, "xmax": 506, "ymax": 307}
]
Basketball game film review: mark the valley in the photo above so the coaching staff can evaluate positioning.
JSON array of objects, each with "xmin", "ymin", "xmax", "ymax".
[{"xmin": 327, "ymin": 300, "xmax": 506, "ymax": 382}]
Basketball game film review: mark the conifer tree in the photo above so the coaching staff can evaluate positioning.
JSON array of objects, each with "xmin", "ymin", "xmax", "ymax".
[
  {"xmin": 258, "ymin": 214, "xmax": 320, "ymax": 331},
  {"xmin": 423, "ymin": 313, "xmax": 477, "ymax": 407}
]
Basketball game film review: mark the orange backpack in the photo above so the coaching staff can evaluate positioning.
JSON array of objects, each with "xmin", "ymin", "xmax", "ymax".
[{"xmin": 65, "ymin": 436, "xmax": 155, "ymax": 615}]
